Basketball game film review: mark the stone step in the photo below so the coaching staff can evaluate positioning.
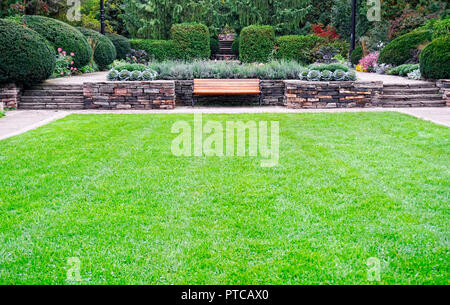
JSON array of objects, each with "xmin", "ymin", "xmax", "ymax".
[
  {"xmin": 380, "ymin": 94, "xmax": 443, "ymax": 100},
  {"xmin": 22, "ymin": 90, "xmax": 83, "ymax": 96},
  {"xmin": 383, "ymin": 88, "xmax": 440, "ymax": 95},
  {"xmin": 21, "ymin": 96, "xmax": 84, "ymax": 102},
  {"xmin": 19, "ymin": 103, "xmax": 84, "ymax": 109},
  {"xmin": 381, "ymin": 100, "xmax": 445, "ymax": 107},
  {"xmin": 383, "ymin": 83, "xmax": 437, "ymax": 89}
]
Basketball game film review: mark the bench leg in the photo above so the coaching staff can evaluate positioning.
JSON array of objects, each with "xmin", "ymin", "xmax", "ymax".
[
  {"xmin": 192, "ymin": 95, "xmax": 195, "ymax": 107},
  {"xmin": 259, "ymin": 94, "xmax": 263, "ymax": 106}
]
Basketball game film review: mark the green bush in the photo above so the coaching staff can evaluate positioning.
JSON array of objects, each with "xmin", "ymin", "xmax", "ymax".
[
  {"xmin": 113, "ymin": 63, "xmax": 148, "ymax": 72},
  {"xmin": 0, "ymin": 20, "xmax": 56, "ymax": 85},
  {"xmin": 388, "ymin": 64, "xmax": 419, "ymax": 76},
  {"xmin": 275, "ymin": 35, "xmax": 326, "ymax": 64},
  {"xmin": 239, "ymin": 25, "xmax": 275, "ymax": 63},
  {"xmin": 130, "ymin": 39, "xmax": 180, "ymax": 61},
  {"xmin": 350, "ymin": 46, "xmax": 363, "ymax": 65},
  {"xmin": 432, "ymin": 18, "xmax": 450, "ymax": 40},
  {"xmin": 232, "ymin": 36, "xmax": 239, "ymax": 56},
  {"xmin": 171, "ymin": 23, "xmax": 210, "ymax": 61},
  {"xmin": 106, "ymin": 33, "xmax": 131, "ymax": 60},
  {"xmin": 77, "ymin": 27, "xmax": 116, "ymax": 69},
  {"xmin": 308, "ymin": 63, "xmax": 349, "ymax": 72},
  {"xmin": 379, "ymin": 30, "xmax": 432, "ymax": 66},
  {"xmin": 21, "ymin": 15, "xmax": 92, "ymax": 69},
  {"xmin": 210, "ymin": 36, "xmax": 219, "ymax": 56},
  {"xmin": 328, "ymin": 40, "xmax": 350, "ymax": 58},
  {"xmin": 419, "ymin": 36, "xmax": 450, "ymax": 80}
]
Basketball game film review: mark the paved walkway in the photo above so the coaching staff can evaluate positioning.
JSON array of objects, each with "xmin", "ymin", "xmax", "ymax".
[
  {"xmin": 46, "ymin": 71, "xmax": 431, "ymax": 85},
  {"xmin": 1, "ymin": 107, "xmax": 448, "ymax": 141}
]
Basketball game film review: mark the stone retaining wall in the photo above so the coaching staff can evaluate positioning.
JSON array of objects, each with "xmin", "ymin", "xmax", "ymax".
[
  {"xmin": 174, "ymin": 80, "xmax": 285, "ymax": 106},
  {"xmin": 437, "ymin": 79, "xmax": 450, "ymax": 107},
  {"xmin": 0, "ymin": 83, "xmax": 21, "ymax": 109},
  {"xmin": 284, "ymin": 81, "xmax": 383, "ymax": 108},
  {"xmin": 83, "ymin": 81, "xmax": 175, "ymax": 109}
]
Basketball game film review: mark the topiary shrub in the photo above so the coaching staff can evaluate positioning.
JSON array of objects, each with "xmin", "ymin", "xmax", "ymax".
[
  {"xmin": 106, "ymin": 33, "xmax": 131, "ymax": 60},
  {"xmin": 210, "ymin": 36, "xmax": 219, "ymax": 57},
  {"xmin": 275, "ymin": 35, "xmax": 326, "ymax": 64},
  {"xmin": 419, "ymin": 36, "xmax": 450, "ymax": 80},
  {"xmin": 432, "ymin": 17, "xmax": 450, "ymax": 40},
  {"xmin": 232, "ymin": 36, "xmax": 239, "ymax": 56},
  {"xmin": 378, "ymin": 30, "xmax": 432, "ymax": 66},
  {"xmin": 21, "ymin": 15, "xmax": 92, "ymax": 69},
  {"xmin": 239, "ymin": 25, "xmax": 275, "ymax": 63},
  {"xmin": 77, "ymin": 27, "xmax": 116, "ymax": 69},
  {"xmin": 130, "ymin": 39, "xmax": 180, "ymax": 61},
  {"xmin": 171, "ymin": 23, "xmax": 210, "ymax": 61},
  {"xmin": 0, "ymin": 20, "xmax": 56, "ymax": 85},
  {"xmin": 350, "ymin": 46, "xmax": 363, "ymax": 65}
]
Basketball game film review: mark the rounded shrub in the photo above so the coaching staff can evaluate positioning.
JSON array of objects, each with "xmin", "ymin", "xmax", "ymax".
[
  {"xmin": 432, "ymin": 18, "xmax": 450, "ymax": 40},
  {"xmin": 350, "ymin": 46, "xmax": 363, "ymax": 65},
  {"xmin": 232, "ymin": 36, "xmax": 239, "ymax": 56},
  {"xmin": 239, "ymin": 25, "xmax": 275, "ymax": 63},
  {"xmin": 22, "ymin": 15, "xmax": 92, "ymax": 68},
  {"xmin": 210, "ymin": 36, "xmax": 219, "ymax": 57},
  {"xmin": 275, "ymin": 35, "xmax": 326, "ymax": 64},
  {"xmin": 106, "ymin": 33, "xmax": 131, "ymax": 60},
  {"xmin": 130, "ymin": 39, "xmax": 180, "ymax": 61},
  {"xmin": 77, "ymin": 27, "xmax": 116, "ymax": 69},
  {"xmin": 378, "ymin": 30, "xmax": 432, "ymax": 66},
  {"xmin": 0, "ymin": 20, "xmax": 56, "ymax": 85},
  {"xmin": 171, "ymin": 23, "xmax": 210, "ymax": 61},
  {"xmin": 419, "ymin": 36, "xmax": 450, "ymax": 80}
]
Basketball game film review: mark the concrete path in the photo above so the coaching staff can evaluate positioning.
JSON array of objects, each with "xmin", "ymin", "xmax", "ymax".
[{"xmin": 1, "ymin": 107, "xmax": 449, "ymax": 141}]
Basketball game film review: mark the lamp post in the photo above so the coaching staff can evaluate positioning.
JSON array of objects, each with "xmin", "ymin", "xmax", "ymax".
[
  {"xmin": 100, "ymin": 0, "xmax": 105, "ymax": 35},
  {"xmin": 350, "ymin": 0, "xmax": 357, "ymax": 55}
]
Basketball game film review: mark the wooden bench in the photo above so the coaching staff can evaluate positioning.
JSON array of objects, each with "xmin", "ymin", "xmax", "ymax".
[{"xmin": 192, "ymin": 79, "xmax": 261, "ymax": 106}]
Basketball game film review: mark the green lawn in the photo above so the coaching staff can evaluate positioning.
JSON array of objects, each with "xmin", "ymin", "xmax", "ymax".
[{"xmin": 0, "ymin": 112, "xmax": 448, "ymax": 284}]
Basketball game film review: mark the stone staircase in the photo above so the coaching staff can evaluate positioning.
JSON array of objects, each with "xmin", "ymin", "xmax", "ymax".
[
  {"xmin": 380, "ymin": 83, "xmax": 445, "ymax": 107},
  {"xmin": 216, "ymin": 39, "xmax": 236, "ymax": 61},
  {"xmin": 19, "ymin": 85, "xmax": 84, "ymax": 109}
]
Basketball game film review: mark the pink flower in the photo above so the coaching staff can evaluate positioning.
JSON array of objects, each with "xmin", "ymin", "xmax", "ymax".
[
  {"xmin": 74, "ymin": 68, "xmax": 77, "ymax": 71},
  {"xmin": 62, "ymin": 51, "xmax": 66, "ymax": 55},
  {"xmin": 70, "ymin": 67, "xmax": 74, "ymax": 71},
  {"xmin": 57, "ymin": 48, "xmax": 62, "ymax": 52},
  {"xmin": 358, "ymin": 52, "xmax": 379, "ymax": 71},
  {"xmin": 60, "ymin": 72, "xmax": 64, "ymax": 75},
  {"xmin": 70, "ymin": 52, "xmax": 75, "ymax": 56},
  {"xmin": 71, "ymin": 61, "xmax": 74, "ymax": 65}
]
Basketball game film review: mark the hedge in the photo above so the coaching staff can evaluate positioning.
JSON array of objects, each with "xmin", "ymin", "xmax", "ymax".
[
  {"xmin": 419, "ymin": 36, "xmax": 450, "ymax": 80},
  {"xmin": 0, "ymin": 20, "xmax": 56, "ymax": 85},
  {"xmin": 432, "ymin": 18, "xmax": 450, "ymax": 40},
  {"xmin": 378, "ymin": 30, "xmax": 432, "ymax": 66},
  {"xmin": 210, "ymin": 36, "xmax": 219, "ymax": 56},
  {"xmin": 106, "ymin": 33, "xmax": 131, "ymax": 60},
  {"xmin": 130, "ymin": 39, "xmax": 180, "ymax": 61},
  {"xmin": 77, "ymin": 27, "xmax": 116, "ymax": 69},
  {"xmin": 232, "ymin": 36, "xmax": 239, "ymax": 56},
  {"xmin": 171, "ymin": 23, "xmax": 210, "ymax": 61},
  {"xmin": 274, "ymin": 35, "xmax": 326, "ymax": 64},
  {"xmin": 350, "ymin": 46, "xmax": 363, "ymax": 65},
  {"xmin": 239, "ymin": 25, "xmax": 275, "ymax": 63},
  {"xmin": 22, "ymin": 15, "xmax": 92, "ymax": 69}
]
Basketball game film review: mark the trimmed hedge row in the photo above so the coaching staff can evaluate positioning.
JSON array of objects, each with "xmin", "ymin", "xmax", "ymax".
[
  {"xmin": 274, "ymin": 35, "xmax": 326, "ymax": 64},
  {"xmin": 379, "ymin": 30, "xmax": 432, "ymax": 66},
  {"xmin": 419, "ymin": 35, "xmax": 450, "ymax": 79},
  {"xmin": 106, "ymin": 33, "xmax": 131, "ymax": 60},
  {"xmin": 130, "ymin": 39, "xmax": 180, "ymax": 61},
  {"xmin": 239, "ymin": 25, "xmax": 275, "ymax": 63},
  {"xmin": 21, "ymin": 15, "xmax": 92, "ymax": 68},
  {"xmin": 0, "ymin": 19, "xmax": 56, "ymax": 85},
  {"xmin": 77, "ymin": 27, "xmax": 116, "ymax": 69},
  {"xmin": 171, "ymin": 23, "xmax": 210, "ymax": 61}
]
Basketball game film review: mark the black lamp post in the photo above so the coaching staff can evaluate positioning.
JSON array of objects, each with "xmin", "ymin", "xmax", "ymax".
[
  {"xmin": 100, "ymin": 0, "xmax": 105, "ymax": 35},
  {"xmin": 350, "ymin": 0, "xmax": 357, "ymax": 55}
]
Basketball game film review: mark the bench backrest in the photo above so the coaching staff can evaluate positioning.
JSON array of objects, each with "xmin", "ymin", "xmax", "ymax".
[{"xmin": 193, "ymin": 79, "xmax": 260, "ymax": 95}]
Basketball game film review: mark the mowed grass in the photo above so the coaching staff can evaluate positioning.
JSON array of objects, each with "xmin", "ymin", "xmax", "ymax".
[{"xmin": 0, "ymin": 112, "xmax": 448, "ymax": 285}]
